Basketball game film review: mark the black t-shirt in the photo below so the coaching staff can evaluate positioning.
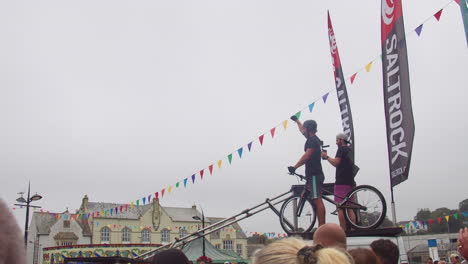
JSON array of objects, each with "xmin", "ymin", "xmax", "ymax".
[
  {"xmin": 335, "ymin": 145, "xmax": 354, "ymax": 185},
  {"xmin": 304, "ymin": 135, "xmax": 324, "ymax": 176}
]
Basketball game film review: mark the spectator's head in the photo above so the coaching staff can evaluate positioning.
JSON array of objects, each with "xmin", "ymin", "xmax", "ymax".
[
  {"xmin": 0, "ymin": 199, "xmax": 26, "ymax": 264},
  {"xmin": 313, "ymin": 223, "xmax": 347, "ymax": 249},
  {"xmin": 151, "ymin": 248, "xmax": 190, "ymax": 264},
  {"xmin": 426, "ymin": 257, "xmax": 433, "ymax": 264},
  {"xmin": 252, "ymin": 237, "xmax": 352, "ymax": 264},
  {"xmin": 450, "ymin": 253, "xmax": 460, "ymax": 263},
  {"xmin": 370, "ymin": 239, "xmax": 399, "ymax": 264},
  {"xmin": 348, "ymin": 248, "xmax": 378, "ymax": 264}
]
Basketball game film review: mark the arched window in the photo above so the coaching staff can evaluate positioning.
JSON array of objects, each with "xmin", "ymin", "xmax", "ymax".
[
  {"xmin": 141, "ymin": 229, "xmax": 151, "ymax": 243},
  {"xmin": 179, "ymin": 228, "xmax": 187, "ymax": 238},
  {"xmin": 101, "ymin": 227, "xmax": 110, "ymax": 243},
  {"xmin": 122, "ymin": 227, "xmax": 131, "ymax": 243},
  {"xmin": 161, "ymin": 229, "xmax": 170, "ymax": 243}
]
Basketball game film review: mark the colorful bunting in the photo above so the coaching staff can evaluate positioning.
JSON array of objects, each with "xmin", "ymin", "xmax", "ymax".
[
  {"xmin": 191, "ymin": 174, "xmax": 196, "ymax": 183},
  {"xmin": 155, "ymin": 192, "xmax": 159, "ymax": 199},
  {"xmin": 259, "ymin": 135, "xmax": 264, "ymax": 145},
  {"xmin": 434, "ymin": 9, "xmax": 443, "ymax": 21},
  {"xmin": 415, "ymin": 24, "xmax": 424, "ymax": 36},
  {"xmin": 308, "ymin": 103, "xmax": 315, "ymax": 112},
  {"xmin": 282, "ymin": 120, "xmax": 288, "ymax": 129},
  {"xmin": 218, "ymin": 160, "xmax": 222, "ymax": 168},
  {"xmin": 209, "ymin": 164, "xmax": 214, "ymax": 175},
  {"xmin": 294, "ymin": 111, "xmax": 301, "ymax": 120},
  {"xmin": 270, "ymin": 127, "xmax": 276, "ymax": 138},
  {"xmin": 365, "ymin": 61, "xmax": 373, "ymax": 72},
  {"xmin": 168, "ymin": 186, "xmax": 172, "ymax": 193},
  {"xmin": 237, "ymin": 148, "xmax": 243, "ymax": 158},
  {"xmin": 176, "ymin": 182, "xmax": 180, "ymax": 188},
  {"xmin": 184, "ymin": 178, "xmax": 188, "ymax": 187},
  {"xmin": 247, "ymin": 142, "xmax": 253, "ymax": 152},
  {"xmin": 445, "ymin": 215, "xmax": 450, "ymax": 222},
  {"xmin": 228, "ymin": 154, "xmax": 233, "ymax": 164},
  {"xmin": 350, "ymin": 73, "xmax": 358, "ymax": 84},
  {"xmin": 322, "ymin": 92, "xmax": 329, "ymax": 103},
  {"xmin": 200, "ymin": 169, "xmax": 204, "ymax": 179},
  {"xmin": 161, "ymin": 189, "xmax": 165, "ymax": 197}
]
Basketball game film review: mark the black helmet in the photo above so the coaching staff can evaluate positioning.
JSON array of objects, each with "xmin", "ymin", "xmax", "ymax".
[{"xmin": 303, "ymin": 120, "xmax": 317, "ymax": 133}]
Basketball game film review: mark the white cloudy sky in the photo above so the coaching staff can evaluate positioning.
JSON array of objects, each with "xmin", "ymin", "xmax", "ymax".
[{"xmin": 1, "ymin": 0, "xmax": 467, "ymax": 235}]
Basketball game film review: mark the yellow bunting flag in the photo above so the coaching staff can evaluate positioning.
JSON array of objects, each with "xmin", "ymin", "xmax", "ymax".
[
  {"xmin": 445, "ymin": 215, "xmax": 450, "ymax": 222},
  {"xmin": 365, "ymin": 61, "xmax": 373, "ymax": 72},
  {"xmin": 168, "ymin": 186, "xmax": 173, "ymax": 193},
  {"xmin": 282, "ymin": 120, "xmax": 288, "ymax": 129},
  {"xmin": 218, "ymin": 160, "xmax": 223, "ymax": 168},
  {"xmin": 130, "ymin": 202, "xmax": 134, "ymax": 208}
]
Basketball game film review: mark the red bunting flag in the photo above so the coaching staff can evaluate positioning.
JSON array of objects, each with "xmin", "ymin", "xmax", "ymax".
[
  {"xmin": 437, "ymin": 217, "xmax": 442, "ymax": 224},
  {"xmin": 209, "ymin": 165, "xmax": 214, "ymax": 175},
  {"xmin": 434, "ymin": 9, "xmax": 443, "ymax": 21},
  {"xmin": 350, "ymin": 73, "xmax": 358, "ymax": 84},
  {"xmin": 270, "ymin": 128, "xmax": 276, "ymax": 138},
  {"xmin": 259, "ymin": 135, "xmax": 264, "ymax": 145},
  {"xmin": 161, "ymin": 189, "xmax": 165, "ymax": 197},
  {"xmin": 200, "ymin": 169, "xmax": 204, "ymax": 179},
  {"xmin": 429, "ymin": 219, "xmax": 433, "ymax": 224}
]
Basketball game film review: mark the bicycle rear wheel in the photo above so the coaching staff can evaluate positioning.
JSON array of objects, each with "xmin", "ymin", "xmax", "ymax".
[
  {"xmin": 344, "ymin": 185, "xmax": 386, "ymax": 230},
  {"xmin": 279, "ymin": 195, "xmax": 316, "ymax": 234}
]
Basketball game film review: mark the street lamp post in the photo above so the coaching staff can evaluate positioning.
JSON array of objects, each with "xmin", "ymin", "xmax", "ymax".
[
  {"xmin": 192, "ymin": 208, "xmax": 206, "ymax": 257},
  {"xmin": 15, "ymin": 182, "xmax": 42, "ymax": 247}
]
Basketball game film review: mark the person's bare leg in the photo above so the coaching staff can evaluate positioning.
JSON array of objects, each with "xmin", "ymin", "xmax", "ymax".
[
  {"xmin": 313, "ymin": 198, "xmax": 326, "ymax": 226},
  {"xmin": 338, "ymin": 208, "xmax": 347, "ymax": 231}
]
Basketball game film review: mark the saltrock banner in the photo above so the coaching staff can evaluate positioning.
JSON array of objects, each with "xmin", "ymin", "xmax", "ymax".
[
  {"xmin": 381, "ymin": 0, "xmax": 415, "ymax": 187},
  {"xmin": 327, "ymin": 11, "xmax": 355, "ymax": 154}
]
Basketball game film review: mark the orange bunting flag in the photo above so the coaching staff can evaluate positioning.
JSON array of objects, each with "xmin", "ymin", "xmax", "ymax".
[
  {"xmin": 168, "ymin": 186, "xmax": 172, "ymax": 193},
  {"xmin": 434, "ymin": 9, "xmax": 443, "ymax": 21},
  {"xmin": 200, "ymin": 169, "xmax": 204, "ymax": 179},
  {"xmin": 350, "ymin": 73, "xmax": 358, "ymax": 84},
  {"xmin": 282, "ymin": 120, "xmax": 288, "ymax": 129},
  {"xmin": 209, "ymin": 164, "xmax": 214, "ymax": 175},
  {"xmin": 161, "ymin": 189, "xmax": 165, "ymax": 197},
  {"xmin": 218, "ymin": 160, "xmax": 223, "ymax": 168},
  {"xmin": 365, "ymin": 61, "xmax": 373, "ymax": 72},
  {"xmin": 270, "ymin": 127, "xmax": 276, "ymax": 138},
  {"xmin": 259, "ymin": 135, "xmax": 265, "ymax": 145}
]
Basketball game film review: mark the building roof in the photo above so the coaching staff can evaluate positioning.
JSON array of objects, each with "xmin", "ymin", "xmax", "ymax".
[
  {"xmin": 163, "ymin": 206, "xmax": 210, "ymax": 223},
  {"xmin": 87, "ymin": 202, "xmax": 152, "ymax": 219},
  {"xmin": 54, "ymin": 232, "xmax": 79, "ymax": 240},
  {"xmin": 181, "ymin": 237, "xmax": 247, "ymax": 263},
  {"xmin": 208, "ymin": 217, "xmax": 247, "ymax": 239},
  {"xmin": 31, "ymin": 212, "xmax": 91, "ymax": 236}
]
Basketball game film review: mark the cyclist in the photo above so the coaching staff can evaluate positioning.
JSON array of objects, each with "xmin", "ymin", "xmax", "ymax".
[
  {"xmin": 321, "ymin": 132, "xmax": 356, "ymax": 230},
  {"xmin": 288, "ymin": 117, "xmax": 326, "ymax": 227}
]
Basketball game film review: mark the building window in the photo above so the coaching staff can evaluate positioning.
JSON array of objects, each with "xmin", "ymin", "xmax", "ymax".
[
  {"xmin": 215, "ymin": 244, "xmax": 220, "ymax": 249},
  {"xmin": 122, "ymin": 227, "xmax": 131, "ymax": 243},
  {"xmin": 63, "ymin": 220, "xmax": 70, "ymax": 228},
  {"xmin": 141, "ymin": 229, "xmax": 150, "ymax": 243},
  {"xmin": 61, "ymin": 241, "xmax": 73, "ymax": 246},
  {"xmin": 101, "ymin": 227, "xmax": 110, "ymax": 243},
  {"xmin": 223, "ymin": 240, "xmax": 233, "ymax": 251},
  {"xmin": 236, "ymin": 244, "xmax": 243, "ymax": 255},
  {"xmin": 179, "ymin": 229, "xmax": 187, "ymax": 238},
  {"xmin": 161, "ymin": 229, "xmax": 170, "ymax": 243}
]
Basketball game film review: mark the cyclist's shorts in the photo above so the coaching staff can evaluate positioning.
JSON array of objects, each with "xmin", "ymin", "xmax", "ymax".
[
  {"xmin": 305, "ymin": 174, "xmax": 324, "ymax": 199},
  {"xmin": 334, "ymin": 184, "xmax": 353, "ymax": 203}
]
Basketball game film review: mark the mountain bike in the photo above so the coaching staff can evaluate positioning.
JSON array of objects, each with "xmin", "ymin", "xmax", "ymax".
[{"xmin": 278, "ymin": 172, "xmax": 387, "ymax": 233}]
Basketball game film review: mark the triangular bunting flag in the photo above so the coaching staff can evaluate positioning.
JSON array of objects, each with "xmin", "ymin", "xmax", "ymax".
[
  {"xmin": 282, "ymin": 120, "xmax": 288, "ymax": 129},
  {"xmin": 308, "ymin": 103, "xmax": 315, "ymax": 113},
  {"xmin": 445, "ymin": 215, "xmax": 450, "ymax": 222},
  {"xmin": 209, "ymin": 164, "xmax": 214, "ymax": 175},
  {"xmin": 295, "ymin": 111, "xmax": 301, "ymax": 120},
  {"xmin": 136, "ymin": 200, "xmax": 140, "ymax": 207},
  {"xmin": 437, "ymin": 217, "xmax": 442, "ymax": 223},
  {"xmin": 434, "ymin": 9, "xmax": 443, "ymax": 21},
  {"xmin": 454, "ymin": 214, "xmax": 459, "ymax": 220},
  {"xmin": 322, "ymin": 93, "xmax": 329, "ymax": 103},
  {"xmin": 350, "ymin": 73, "xmax": 358, "ymax": 84},
  {"xmin": 155, "ymin": 192, "xmax": 159, "ymax": 199},
  {"xmin": 237, "ymin": 148, "xmax": 243, "ymax": 158},
  {"xmin": 191, "ymin": 174, "xmax": 196, "ymax": 183},
  {"xmin": 218, "ymin": 160, "xmax": 222, "ymax": 168},
  {"xmin": 455, "ymin": 0, "xmax": 460, "ymax": 5},
  {"xmin": 429, "ymin": 219, "xmax": 433, "ymax": 224},
  {"xmin": 463, "ymin": 212, "xmax": 467, "ymax": 217},
  {"xmin": 200, "ymin": 169, "xmax": 204, "ymax": 179},
  {"xmin": 148, "ymin": 195, "xmax": 151, "ymax": 203},
  {"xmin": 270, "ymin": 127, "xmax": 276, "ymax": 138},
  {"xmin": 161, "ymin": 189, "xmax": 165, "ymax": 197},
  {"xmin": 228, "ymin": 153, "xmax": 233, "ymax": 164},
  {"xmin": 168, "ymin": 186, "xmax": 172, "ymax": 193},
  {"xmin": 259, "ymin": 135, "xmax": 265, "ymax": 145},
  {"xmin": 184, "ymin": 178, "xmax": 188, "ymax": 187},
  {"xmin": 247, "ymin": 142, "xmax": 253, "ymax": 152},
  {"xmin": 142, "ymin": 197, "xmax": 146, "ymax": 205},
  {"xmin": 415, "ymin": 24, "xmax": 423, "ymax": 36},
  {"xmin": 176, "ymin": 182, "xmax": 180, "ymax": 188},
  {"xmin": 365, "ymin": 61, "xmax": 373, "ymax": 72}
]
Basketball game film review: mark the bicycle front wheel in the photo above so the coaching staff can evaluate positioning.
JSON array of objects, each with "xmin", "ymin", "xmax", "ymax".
[
  {"xmin": 344, "ymin": 185, "xmax": 387, "ymax": 230},
  {"xmin": 279, "ymin": 195, "xmax": 316, "ymax": 234}
]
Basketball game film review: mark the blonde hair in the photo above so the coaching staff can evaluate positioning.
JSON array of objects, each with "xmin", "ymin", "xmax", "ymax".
[{"xmin": 251, "ymin": 237, "xmax": 353, "ymax": 264}]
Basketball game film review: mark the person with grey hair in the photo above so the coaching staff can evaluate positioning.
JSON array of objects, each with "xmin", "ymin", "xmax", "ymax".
[
  {"xmin": 321, "ymin": 132, "xmax": 356, "ymax": 231},
  {"xmin": 0, "ymin": 199, "xmax": 26, "ymax": 264}
]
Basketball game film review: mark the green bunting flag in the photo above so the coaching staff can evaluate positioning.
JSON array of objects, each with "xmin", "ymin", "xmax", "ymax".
[{"xmin": 228, "ymin": 153, "xmax": 233, "ymax": 164}]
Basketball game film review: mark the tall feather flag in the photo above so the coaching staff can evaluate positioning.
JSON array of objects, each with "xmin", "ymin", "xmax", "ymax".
[
  {"xmin": 381, "ymin": 0, "xmax": 415, "ymax": 187},
  {"xmin": 327, "ymin": 11, "xmax": 356, "ymax": 154}
]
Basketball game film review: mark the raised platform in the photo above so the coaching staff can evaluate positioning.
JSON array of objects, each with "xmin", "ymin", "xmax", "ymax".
[{"xmin": 290, "ymin": 227, "xmax": 403, "ymax": 240}]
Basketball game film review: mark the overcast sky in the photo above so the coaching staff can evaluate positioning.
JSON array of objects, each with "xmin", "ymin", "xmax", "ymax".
[{"xmin": 1, "ymin": 0, "xmax": 467, "ymax": 235}]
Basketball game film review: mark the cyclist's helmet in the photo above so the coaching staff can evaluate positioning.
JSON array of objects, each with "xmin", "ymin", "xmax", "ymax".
[{"xmin": 303, "ymin": 120, "xmax": 317, "ymax": 133}]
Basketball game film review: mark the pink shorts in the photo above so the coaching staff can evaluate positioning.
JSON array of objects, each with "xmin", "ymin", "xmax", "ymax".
[{"xmin": 334, "ymin": 184, "xmax": 353, "ymax": 203}]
